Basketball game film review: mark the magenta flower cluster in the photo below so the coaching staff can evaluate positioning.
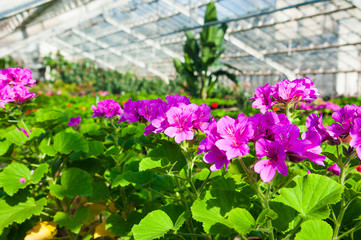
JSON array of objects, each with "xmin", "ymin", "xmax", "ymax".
[
  {"xmin": 297, "ymin": 101, "xmax": 341, "ymax": 112},
  {"xmin": 249, "ymin": 77, "xmax": 320, "ymax": 113},
  {"xmin": 0, "ymin": 68, "xmax": 37, "ymax": 108},
  {"xmin": 321, "ymin": 104, "xmax": 361, "ymax": 160},
  {"xmin": 119, "ymin": 95, "xmax": 210, "ymax": 144},
  {"xmin": 199, "ymin": 111, "xmax": 326, "ymax": 182},
  {"xmin": 91, "ymin": 99, "xmax": 124, "ymax": 118},
  {"xmin": 68, "ymin": 116, "xmax": 81, "ymax": 129}
]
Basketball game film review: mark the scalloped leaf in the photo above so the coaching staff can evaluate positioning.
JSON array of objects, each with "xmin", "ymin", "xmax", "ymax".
[
  {"xmin": 87, "ymin": 141, "xmax": 104, "ymax": 157},
  {"xmin": 49, "ymin": 168, "xmax": 92, "ymax": 200},
  {"xmin": 0, "ymin": 197, "xmax": 47, "ymax": 231},
  {"xmin": 147, "ymin": 141, "xmax": 186, "ymax": 171},
  {"xmin": 5, "ymin": 129, "xmax": 28, "ymax": 146},
  {"xmin": 295, "ymin": 220, "xmax": 333, "ymax": 240},
  {"xmin": 173, "ymin": 210, "xmax": 190, "ymax": 231},
  {"xmin": 274, "ymin": 174, "xmax": 343, "ymax": 219},
  {"xmin": 112, "ymin": 170, "xmax": 153, "ymax": 188},
  {"xmin": 39, "ymin": 138, "xmax": 56, "ymax": 156},
  {"xmin": 53, "ymin": 132, "xmax": 88, "ymax": 154},
  {"xmin": 30, "ymin": 163, "xmax": 49, "ymax": 183},
  {"xmin": 27, "ymin": 128, "xmax": 45, "ymax": 141},
  {"xmin": 54, "ymin": 206, "xmax": 90, "ymax": 234},
  {"xmin": 226, "ymin": 208, "xmax": 255, "ymax": 235},
  {"xmin": 0, "ymin": 163, "xmax": 31, "ymax": 196},
  {"xmin": 191, "ymin": 192, "xmax": 233, "ymax": 235},
  {"xmin": 0, "ymin": 163, "xmax": 49, "ymax": 196},
  {"xmin": 132, "ymin": 210, "xmax": 173, "ymax": 240},
  {"xmin": 35, "ymin": 109, "xmax": 67, "ymax": 124}
]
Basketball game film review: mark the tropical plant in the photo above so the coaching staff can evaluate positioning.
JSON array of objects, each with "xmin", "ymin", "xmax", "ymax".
[{"xmin": 173, "ymin": 1, "xmax": 236, "ymax": 100}]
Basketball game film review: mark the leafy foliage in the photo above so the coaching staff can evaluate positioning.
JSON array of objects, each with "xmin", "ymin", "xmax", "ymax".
[
  {"xmin": 274, "ymin": 174, "xmax": 343, "ymax": 219},
  {"xmin": 49, "ymin": 168, "xmax": 92, "ymax": 199},
  {"xmin": 132, "ymin": 210, "xmax": 174, "ymax": 240},
  {"xmin": 295, "ymin": 220, "xmax": 333, "ymax": 240}
]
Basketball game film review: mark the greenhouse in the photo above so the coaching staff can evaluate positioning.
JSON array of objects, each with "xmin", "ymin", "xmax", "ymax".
[{"xmin": 1, "ymin": 0, "xmax": 361, "ymax": 239}]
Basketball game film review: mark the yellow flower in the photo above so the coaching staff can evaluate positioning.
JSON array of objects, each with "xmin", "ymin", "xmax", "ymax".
[
  {"xmin": 94, "ymin": 222, "xmax": 114, "ymax": 239},
  {"xmin": 24, "ymin": 221, "xmax": 57, "ymax": 240}
]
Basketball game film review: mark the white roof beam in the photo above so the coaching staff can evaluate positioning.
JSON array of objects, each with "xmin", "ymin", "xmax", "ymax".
[
  {"xmin": 51, "ymin": 37, "xmax": 117, "ymax": 70},
  {"xmin": 350, "ymin": 0, "xmax": 361, "ymax": 9},
  {"xmin": 104, "ymin": 16, "xmax": 184, "ymax": 61},
  {"xmin": 160, "ymin": 0, "xmax": 296, "ymax": 79},
  {"xmin": 0, "ymin": 0, "xmax": 129, "ymax": 58},
  {"xmin": 71, "ymin": 28, "xmax": 169, "ymax": 82}
]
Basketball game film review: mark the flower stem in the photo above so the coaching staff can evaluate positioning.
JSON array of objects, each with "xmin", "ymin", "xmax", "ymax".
[
  {"xmin": 283, "ymin": 218, "xmax": 303, "ymax": 240},
  {"xmin": 333, "ymin": 164, "xmax": 349, "ymax": 239},
  {"xmin": 197, "ymin": 170, "xmax": 211, "ymax": 196},
  {"xmin": 175, "ymin": 177, "xmax": 196, "ymax": 240}
]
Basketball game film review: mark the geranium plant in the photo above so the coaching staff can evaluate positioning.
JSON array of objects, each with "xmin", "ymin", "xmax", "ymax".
[{"xmin": 1, "ymin": 68, "xmax": 361, "ymax": 240}]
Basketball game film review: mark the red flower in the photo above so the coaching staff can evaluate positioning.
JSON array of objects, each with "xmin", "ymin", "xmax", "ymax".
[
  {"xmin": 272, "ymin": 106, "xmax": 280, "ymax": 112},
  {"xmin": 67, "ymin": 103, "xmax": 72, "ymax": 107},
  {"xmin": 25, "ymin": 109, "xmax": 32, "ymax": 114},
  {"xmin": 356, "ymin": 165, "xmax": 361, "ymax": 173},
  {"xmin": 211, "ymin": 102, "xmax": 219, "ymax": 108}
]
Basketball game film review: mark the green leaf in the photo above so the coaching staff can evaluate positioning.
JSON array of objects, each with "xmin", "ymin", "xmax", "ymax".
[
  {"xmin": 139, "ymin": 157, "xmax": 168, "ymax": 171},
  {"xmin": 5, "ymin": 130, "xmax": 28, "ymax": 146},
  {"xmin": 148, "ymin": 141, "xmax": 186, "ymax": 171},
  {"xmin": 226, "ymin": 208, "xmax": 255, "ymax": 235},
  {"xmin": 80, "ymin": 124, "xmax": 100, "ymax": 135},
  {"xmin": 49, "ymin": 168, "xmax": 92, "ymax": 200},
  {"xmin": 353, "ymin": 179, "xmax": 361, "ymax": 193},
  {"xmin": 112, "ymin": 170, "xmax": 153, "ymax": 188},
  {"xmin": 295, "ymin": 220, "xmax": 333, "ymax": 240},
  {"xmin": 322, "ymin": 152, "xmax": 338, "ymax": 163},
  {"xmin": 106, "ymin": 214, "xmax": 128, "ymax": 237},
  {"xmin": 27, "ymin": 128, "xmax": 45, "ymax": 141},
  {"xmin": 88, "ymin": 180, "xmax": 109, "ymax": 202},
  {"xmin": 274, "ymin": 174, "xmax": 343, "ymax": 219},
  {"xmin": 0, "ymin": 163, "xmax": 31, "ymax": 196},
  {"xmin": 191, "ymin": 192, "xmax": 233, "ymax": 235},
  {"xmin": 54, "ymin": 206, "xmax": 90, "ymax": 234},
  {"xmin": 132, "ymin": 210, "xmax": 173, "ymax": 240},
  {"xmin": 173, "ymin": 210, "xmax": 190, "ymax": 231},
  {"xmin": 87, "ymin": 141, "xmax": 104, "ymax": 157},
  {"xmin": 255, "ymin": 209, "xmax": 278, "ymax": 226},
  {"xmin": 0, "ymin": 140, "xmax": 11, "ymax": 156},
  {"xmin": 208, "ymin": 177, "xmax": 252, "ymax": 213},
  {"xmin": 53, "ymin": 132, "xmax": 88, "ymax": 154},
  {"xmin": 269, "ymin": 201, "xmax": 297, "ymax": 232},
  {"xmin": 39, "ymin": 138, "xmax": 56, "ymax": 156},
  {"xmin": 322, "ymin": 144, "xmax": 340, "ymax": 163},
  {"xmin": 193, "ymin": 168, "xmax": 221, "ymax": 182},
  {"xmin": 150, "ymin": 175, "xmax": 174, "ymax": 193},
  {"xmin": 0, "ymin": 197, "xmax": 47, "ymax": 230},
  {"xmin": 30, "ymin": 163, "xmax": 49, "ymax": 183},
  {"xmin": 35, "ymin": 109, "xmax": 66, "ymax": 123}
]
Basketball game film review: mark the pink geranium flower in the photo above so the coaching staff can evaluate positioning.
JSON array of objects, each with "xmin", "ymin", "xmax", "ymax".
[
  {"xmin": 164, "ymin": 104, "xmax": 194, "ymax": 143},
  {"xmin": 254, "ymin": 138, "xmax": 287, "ymax": 182},
  {"xmin": 327, "ymin": 164, "xmax": 341, "ymax": 176},
  {"xmin": 249, "ymin": 83, "xmax": 276, "ymax": 114},
  {"xmin": 68, "ymin": 116, "xmax": 81, "ymax": 129},
  {"xmin": 215, "ymin": 116, "xmax": 252, "ymax": 160},
  {"xmin": 0, "ymin": 68, "xmax": 36, "ymax": 86},
  {"xmin": 91, "ymin": 99, "xmax": 123, "ymax": 118}
]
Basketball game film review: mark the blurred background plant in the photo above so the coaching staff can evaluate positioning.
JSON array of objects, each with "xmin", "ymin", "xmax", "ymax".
[{"xmin": 173, "ymin": 2, "xmax": 237, "ymax": 100}]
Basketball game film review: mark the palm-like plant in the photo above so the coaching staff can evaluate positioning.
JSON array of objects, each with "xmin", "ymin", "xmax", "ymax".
[{"xmin": 173, "ymin": 1, "xmax": 236, "ymax": 100}]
